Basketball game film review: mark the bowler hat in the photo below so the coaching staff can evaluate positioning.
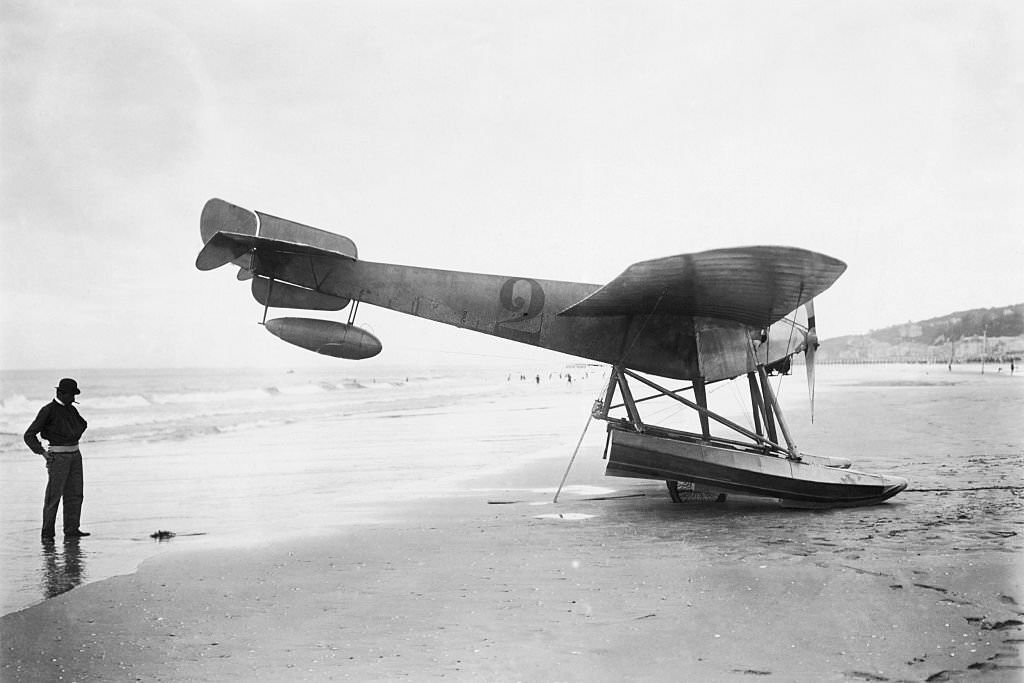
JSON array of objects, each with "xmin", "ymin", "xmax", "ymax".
[{"xmin": 56, "ymin": 378, "xmax": 81, "ymax": 395}]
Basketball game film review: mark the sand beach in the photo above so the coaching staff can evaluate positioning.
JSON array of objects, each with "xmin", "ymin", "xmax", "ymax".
[{"xmin": 1, "ymin": 364, "xmax": 1021, "ymax": 681}]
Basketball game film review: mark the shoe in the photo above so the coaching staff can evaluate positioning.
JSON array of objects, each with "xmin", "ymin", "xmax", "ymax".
[
  {"xmin": 65, "ymin": 530, "xmax": 91, "ymax": 537},
  {"xmin": 41, "ymin": 533, "xmax": 55, "ymax": 541}
]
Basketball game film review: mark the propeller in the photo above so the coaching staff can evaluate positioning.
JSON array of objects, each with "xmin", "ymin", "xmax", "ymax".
[{"xmin": 804, "ymin": 299, "xmax": 818, "ymax": 422}]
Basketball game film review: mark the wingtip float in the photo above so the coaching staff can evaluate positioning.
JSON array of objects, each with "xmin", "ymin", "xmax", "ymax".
[
  {"xmin": 264, "ymin": 317, "xmax": 382, "ymax": 360},
  {"xmin": 197, "ymin": 197, "xmax": 906, "ymax": 507}
]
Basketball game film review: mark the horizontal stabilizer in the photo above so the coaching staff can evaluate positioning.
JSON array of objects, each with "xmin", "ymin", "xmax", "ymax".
[
  {"xmin": 255, "ymin": 211, "xmax": 357, "ymax": 260},
  {"xmin": 558, "ymin": 246, "xmax": 846, "ymax": 328},
  {"xmin": 199, "ymin": 230, "xmax": 356, "ymax": 263},
  {"xmin": 251, "ymin": 276, "xmax": 349, "ymax": 311},
  {"xmin": 196, "ymin": 232, "xmax": 253, "ymax": 271}
]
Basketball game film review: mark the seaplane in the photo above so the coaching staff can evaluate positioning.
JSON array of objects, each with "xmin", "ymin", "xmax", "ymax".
[{"xmin": 196, "ymin": 198, "xmax": 907, "ymax": 507}]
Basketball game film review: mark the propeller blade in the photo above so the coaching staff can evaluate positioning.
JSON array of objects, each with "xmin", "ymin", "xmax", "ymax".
[{"xmin": 805, "ymin": 300, "xmax": 818, "ymax": 423}]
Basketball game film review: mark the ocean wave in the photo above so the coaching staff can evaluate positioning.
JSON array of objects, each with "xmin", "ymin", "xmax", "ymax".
[
  {"xmin": 0, "ymin": 394, "xmax": 35, "ymax": 415},
  {"xmin": 149, "ymin": 388, "xmax": 277, "ymax": 404},
  {"xmin": 0, "ymin": 372, "xmax": 496, "ymax": 453},
  {"xmin": 274, "ymin": 384, "xmax": 329, "ymax": 396},
  {"xmin": 0, "ymin": 373, "xmax": 447, "ymax": 412},
  {"xmin": 217, "ymin": 419, "xmax": 284, "ymax": 434},
  {"xmin": 89, "ymin": 394, "xmax": 153, "ymax": 410}
]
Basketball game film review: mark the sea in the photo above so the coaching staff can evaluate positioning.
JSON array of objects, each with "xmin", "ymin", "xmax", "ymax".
[{"xmin": 0, "ymin": 363, "xmax": 607, "ymax": 616}]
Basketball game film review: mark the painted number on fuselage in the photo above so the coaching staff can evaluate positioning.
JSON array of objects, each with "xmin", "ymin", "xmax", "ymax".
[{"xmin": 494, "ymin": 278, "xmax": 545, "ymax": 345}]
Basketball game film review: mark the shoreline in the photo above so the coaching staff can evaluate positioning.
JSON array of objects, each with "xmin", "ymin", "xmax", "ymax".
[
  {"xmin": 0, "ymin": 371, "xmax": 607, "ymax": 616},
  {"xmin": 3, "ymin": 452, "xmax": 1022, "ymax": 682}
]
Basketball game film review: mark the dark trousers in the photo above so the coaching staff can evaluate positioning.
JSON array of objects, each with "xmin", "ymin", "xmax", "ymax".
[{"xmin": 42, "ymin": 451, "xmax": 84, "ymax": 535}]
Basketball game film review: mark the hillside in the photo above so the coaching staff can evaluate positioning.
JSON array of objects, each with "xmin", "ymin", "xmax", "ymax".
[{"xmin": 816, "ymin": 303, "xmax": 1024, "ymax": 364}]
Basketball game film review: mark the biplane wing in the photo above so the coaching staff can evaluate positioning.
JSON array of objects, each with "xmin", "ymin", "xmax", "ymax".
[{"xmin": 557, "ymin": 247, "xmax": 846, "ymax": 329}]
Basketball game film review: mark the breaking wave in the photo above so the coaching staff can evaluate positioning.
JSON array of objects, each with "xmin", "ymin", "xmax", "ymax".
[{"xmin": 0, "ymin": 366, "xmax": 506, "ymax": 453}]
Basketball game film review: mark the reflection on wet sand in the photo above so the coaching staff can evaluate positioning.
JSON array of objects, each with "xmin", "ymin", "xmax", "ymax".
[{"xmin": 40, "ymin": 538, "xmax": 85, "ymax": 599}]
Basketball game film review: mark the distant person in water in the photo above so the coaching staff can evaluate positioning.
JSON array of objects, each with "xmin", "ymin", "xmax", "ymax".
[{"xmin": 24, "ymin": 378, "xmax": 90, "ymax": 540}]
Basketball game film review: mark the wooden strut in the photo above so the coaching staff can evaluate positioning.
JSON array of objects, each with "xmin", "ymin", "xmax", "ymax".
[
  {"xmin": 746, "ymin": 372, "xmax": 763, "ymax": 437},
  {"xmin": 261, "ymin": 276, "xmax": 275, "ymax": 325},
  {"xmin": 597, "ymin": 370, "xmax": 618, "ymax": 419},
  {"xmin": 755, "ymin": 367, "xmax": 779, "ymax": 443},
  {"xmin": 614, "ymin": 367, "xmax": 644, "ymax": 432},
  {"xmin": 607, "ymin": 382, "xmax": 697, "ymax": 412},
  {"xmin": 618, "ymin": 369, "xmax": 789, "ymax": 455},
  {"xmin": 692, "ymin": 378, "xmax": 711, "ymax": 440},
  {"xmin": 756, "ymin": 366, "xmax": 800, "ymax": 460}
]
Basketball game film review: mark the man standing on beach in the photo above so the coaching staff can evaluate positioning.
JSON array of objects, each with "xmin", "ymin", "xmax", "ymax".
[{"xmin": 24, "ymin": 378, "xmax": 90, "ymax": 540}]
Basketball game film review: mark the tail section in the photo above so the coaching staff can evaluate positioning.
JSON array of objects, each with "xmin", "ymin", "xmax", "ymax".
[
  {"xmin": 200, "ymin": 198, "xmax": 257, "ymax": 243},
  {"xmin": 198, "ymin": 198, "xmax": 363, "ymax": 352},
  {"xmin": 197, "ymin": 198, "xmax": 358, "ymax": 274}
]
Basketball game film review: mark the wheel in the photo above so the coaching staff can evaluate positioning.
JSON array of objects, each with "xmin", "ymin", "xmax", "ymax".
[{"xmin": 666, "ymin": 480, "xmax": 726, "ymax": 504}]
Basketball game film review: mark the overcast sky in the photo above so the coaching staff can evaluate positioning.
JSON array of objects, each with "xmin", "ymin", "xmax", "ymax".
[{"xmin": 2, "ymin": 1, "xmax": 1021, "ymax": 370}]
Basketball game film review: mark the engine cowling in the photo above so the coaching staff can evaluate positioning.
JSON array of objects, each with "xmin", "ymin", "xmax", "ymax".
[{"xmin": 264, "ymin": 317, "xmax": 382, "ymax": 359}]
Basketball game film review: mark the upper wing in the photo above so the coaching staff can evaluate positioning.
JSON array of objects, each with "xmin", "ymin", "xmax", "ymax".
[{"xmin": 557, "ymin": 246, "xmax": 846, "ymax": 328}]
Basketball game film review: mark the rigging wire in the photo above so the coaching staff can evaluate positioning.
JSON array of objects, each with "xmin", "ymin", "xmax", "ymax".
[
  {"xmin": 727, "ymin": 377, "xmax": 757, "ymax": 432},
  {"xmin": 615, "ymin": 293, "xmax": 666, "ymax": 367}
]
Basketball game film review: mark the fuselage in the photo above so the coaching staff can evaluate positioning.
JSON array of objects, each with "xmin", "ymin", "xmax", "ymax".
[{"xmin": 269, "ymin": 258, "xmax": 800, "ymax": 381}]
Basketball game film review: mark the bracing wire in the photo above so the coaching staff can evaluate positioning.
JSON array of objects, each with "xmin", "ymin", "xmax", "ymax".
[
  {"xmin": 615, "ymin": 293, "xmax": 666, "ymax": 367},
  {"xmin": 727, "ymin": 377, "xmax": 757, "ymax": 433}
]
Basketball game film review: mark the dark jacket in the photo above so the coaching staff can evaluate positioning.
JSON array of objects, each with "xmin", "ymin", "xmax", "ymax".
[{"xmin": 24, "ymin": 400, "xmax": 88, "ymax": 455}]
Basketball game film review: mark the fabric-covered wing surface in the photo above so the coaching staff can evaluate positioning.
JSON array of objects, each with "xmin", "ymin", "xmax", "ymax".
[
  {"xmin": 557, "ymin": 246, "xmax": 846, "ymax": 328},
  {"xmin": 198, "ymin": 198, "xmax": 358, "ymax": 274}
]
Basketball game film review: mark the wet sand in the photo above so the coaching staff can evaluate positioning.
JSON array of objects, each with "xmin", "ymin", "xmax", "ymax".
[{"xmin": 2, "ymin": 366, "xmax": 1022, "ymax": 681}]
